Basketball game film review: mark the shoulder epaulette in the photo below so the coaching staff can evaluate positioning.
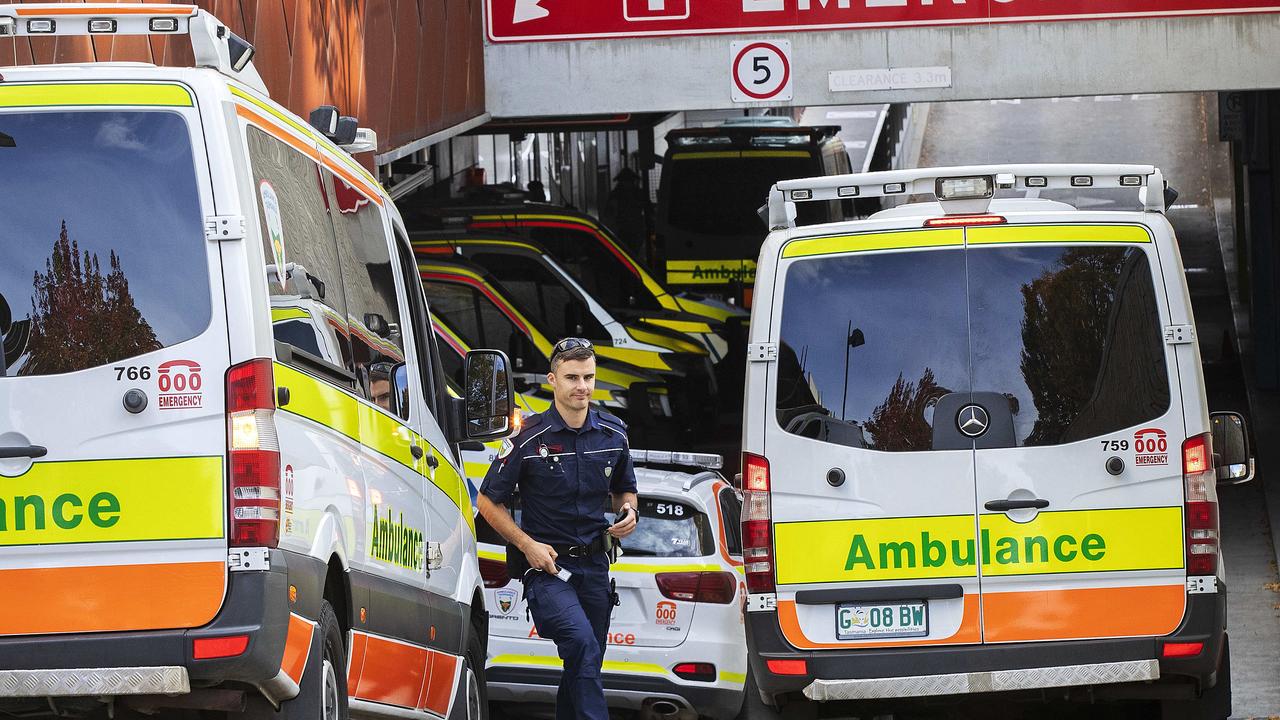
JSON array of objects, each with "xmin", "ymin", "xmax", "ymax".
[{"xmin": 597, "ymin": 410, "xmax": 628, "ymax": 433}]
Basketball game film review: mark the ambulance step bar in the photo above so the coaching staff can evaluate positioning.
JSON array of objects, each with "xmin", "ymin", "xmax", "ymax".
[
  {"xmin": 765, "ymin": 163, "xmax": 1170, "ymax": 229},
  {"xmin": 0, "ymin": 4, "xmax": 268, "ymax": 96}
]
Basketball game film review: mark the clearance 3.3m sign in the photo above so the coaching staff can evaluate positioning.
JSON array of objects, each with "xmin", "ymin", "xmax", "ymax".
[
  {"xmin": 773, "ymin": 507, "xmax": 1183, "ymax": 584},
  {"xmin": 487, "ymin": 0, "xmax": 1280, "ymax": 42}
]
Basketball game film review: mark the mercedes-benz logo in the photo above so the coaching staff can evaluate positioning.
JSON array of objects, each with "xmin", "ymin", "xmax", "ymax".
[{"xmin": 957, "ymin": 405, "xmax": 990, "ymax": 438}]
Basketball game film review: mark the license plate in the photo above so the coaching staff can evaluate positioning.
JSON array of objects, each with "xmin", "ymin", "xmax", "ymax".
[{"xmin": 836, "ymin": 601, "xmax": 927, "ymax": 639}]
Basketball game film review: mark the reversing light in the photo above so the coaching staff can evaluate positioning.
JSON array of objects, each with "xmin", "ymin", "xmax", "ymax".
[
  {"xmin": 883, "ymin": 182, "xmax": 906, "ymax": 194},
  {"xmin": 924, "ymin": 215, "xmax": 1007, "ymax": 228},
  {"xmin": 1120, "ymin": 175, "xmax": 1143, "ymax": 187},
  {"xmin": 1025, "ymin": 176, "xmax": 1048, "ymax": 188},
  {"xmin": 1070, "ymin": 176, "xmax": 1094, "ymax": 187},
  {"xmin": 936, "ymin": 176, "xmax": 994, "ymax": 201},
  {"xmin": 790, "ymin": 189, "xmax": 812, "ymax": 200},
  {"xmin": 27, "ymin": 19, "xmax": 55, "ymax": 33},
  {"xmin": 837, "ymin": 186, "xmax": 859, "ymax": 197},
  {"xmin": 88, "ymin": 19, "xmax": 117, "ymax": 33}
]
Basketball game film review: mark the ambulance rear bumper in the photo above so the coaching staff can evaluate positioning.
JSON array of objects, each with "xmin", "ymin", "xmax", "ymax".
[
  {"xmin": 747, "ymin": 586, "xmax": 1226, "ymax": 704},
  {"xmin": 0, "ymin": 552, "xmax": 293, "ymax": 692}
]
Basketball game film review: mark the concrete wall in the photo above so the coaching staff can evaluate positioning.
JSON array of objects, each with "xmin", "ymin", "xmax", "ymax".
[
  {"xmin": 486, "ymin": 13, "xmax": 1280, "ymax": 116},
  {"xmin": 0, "ymin": 0, "xmax": 486, "ymax": 165}
]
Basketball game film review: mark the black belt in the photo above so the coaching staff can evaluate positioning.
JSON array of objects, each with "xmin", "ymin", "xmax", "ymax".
[{"xmin": 550, "ymin": 535, "xmax": 610, "ymax": 558}]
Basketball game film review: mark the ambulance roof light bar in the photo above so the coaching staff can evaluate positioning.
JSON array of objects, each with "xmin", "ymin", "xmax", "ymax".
[
  {"xmin": 0, "ymin": 4, "xmax": 268, "ymax": 96},
  {"xmin": 766, "ymin": 163, "xmax": 1168, "ymax": 230}
]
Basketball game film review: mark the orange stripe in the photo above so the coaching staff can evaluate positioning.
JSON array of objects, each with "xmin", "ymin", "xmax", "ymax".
[
  {"xmin": 983, "ymin": 584, "xmax": 1185, "ymax": 643},
  {"xmin": 234, "ymin": 104, "xmax": 384, "ymax": 207},
  {"xmin": 0, "ymin": 561, "xmax": 225, "ymax": 635},
  {"xmin": 354, "ymin": 635, "xmax": 428, "ymax": 708},
  {"xmin": 15, "ymin": 5, "xmax": 196, "ymax": 15},
  {"xmin": 421, "ymin": 651, "xmax": 458, "ymax": 716},
  {"xmin": 281, "ymin": 613, "xmax": 315, "ymax": 685},
  {"xmin": 347, "ymin": 631, "xmax": 368, "ymax": 690},
  {"xmin": 777, "ymin": 594, "xmax": 981, "ymax": 650}
]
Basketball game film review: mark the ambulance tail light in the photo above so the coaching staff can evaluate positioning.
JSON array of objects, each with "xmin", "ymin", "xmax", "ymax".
[
  {"xmin": 226, "ymin": 358, "xmax": 281, "ymax": 549},
  {"xmin": 656, "ymin": 571, "xmax": 737, "ymax": 604},
  {"xmin": 479, "ymin": 557, "xmax": 511, "ymax": 588},
  {"xmin": 742, "ymin": 452, "xmax": 774, "ymax": 594},
  {"xmin": 1183, "ymin": 432, "xmax": 1218, "ymax": 576}
]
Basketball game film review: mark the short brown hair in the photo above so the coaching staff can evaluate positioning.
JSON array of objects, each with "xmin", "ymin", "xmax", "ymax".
[{"xmin": 550, "ymin": 345, "xmax": 595, "ymax": 372}]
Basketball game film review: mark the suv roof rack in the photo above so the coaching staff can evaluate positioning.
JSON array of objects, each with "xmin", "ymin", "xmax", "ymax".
[
  {"xmin": 0, "ymin": 3, "xmax": 268, "ymax": 95},
  {"xmin": 765, "ymin": 163, "xmax": 1170, "ymax": 230}
]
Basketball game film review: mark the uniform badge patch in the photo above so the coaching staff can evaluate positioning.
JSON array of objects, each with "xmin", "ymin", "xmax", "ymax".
[
  {"xmin": 498, "ymin": 439, "xmax": 513, "ymax": 459},
  {"xmin": 604, "ymin": 466, "xmax": 613, "ymax": 478},
  {"xmin": 496, "ymin": 589, "xmax": 517, "ymax": 615}
]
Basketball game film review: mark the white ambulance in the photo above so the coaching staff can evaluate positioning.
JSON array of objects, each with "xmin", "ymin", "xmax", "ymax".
[
  {"xmin": 0, "ymin": 6, "xmax": 514, "ymax": 720},
  {"xmin": 740, "ymin": 165, "xmax": 1253, "ymax": 718}
]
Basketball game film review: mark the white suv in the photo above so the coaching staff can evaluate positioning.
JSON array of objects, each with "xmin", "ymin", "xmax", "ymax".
[{"xmin": 472, "ymin": 453, "xmax": 750, "ymax": 719}]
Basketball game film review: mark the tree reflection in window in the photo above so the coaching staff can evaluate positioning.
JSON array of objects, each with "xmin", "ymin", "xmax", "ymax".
[{"xmin": 21, "ymin": 221, "xmax": 159, "ymax": 375}]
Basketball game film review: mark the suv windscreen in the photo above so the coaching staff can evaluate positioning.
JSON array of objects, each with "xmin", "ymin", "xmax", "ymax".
[
  {"xmin": 421, "ymin": 281, "xmax": 545, "ymax": 373},
  {"xmin": 662, "ymin": 154, "xmax": 826, "ymax": 236},
  {"xmin": 1, "ymin": 111, "xmax": 209, "ymax": 377},
  {"xmin": 470, "ymin": 252, "xmax": 609, "ymax": 340},
  {"xmin": 775, "ymin": 243, "xmax": 1168, "ymax": 450},
  {"xmin": 525, "ymin": 227, "xmax": 663, "ymax": 311}
]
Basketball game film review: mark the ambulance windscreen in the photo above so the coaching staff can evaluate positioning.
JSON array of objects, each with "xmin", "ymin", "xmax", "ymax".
[{"xmin": 0, "ymin": 111, "xmax": 209, "ymax": 378}]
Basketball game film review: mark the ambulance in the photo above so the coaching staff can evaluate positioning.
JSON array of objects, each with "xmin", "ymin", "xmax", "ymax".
[
  {"xmin": 0, "ymin": 6, "xmax": 514, "ymax": 720},
  {"xmin": 740, "ymin": 165, "xmax": 1253, "ymax": 718}
]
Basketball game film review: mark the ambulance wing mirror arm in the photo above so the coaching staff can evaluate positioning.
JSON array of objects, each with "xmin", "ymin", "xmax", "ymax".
[
  {"xmin": 463, "ymin": 349, "xmax": 515, "ymax": 441},
  {"xmin": 1211, "ymin": 411, "xmax": 1254, "ymax": 485}
]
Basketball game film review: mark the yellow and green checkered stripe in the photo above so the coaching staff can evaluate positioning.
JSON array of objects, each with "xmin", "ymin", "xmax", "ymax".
[{"xmin": 274, "ymin": 363, "xmax": 474, "ymax": 534}]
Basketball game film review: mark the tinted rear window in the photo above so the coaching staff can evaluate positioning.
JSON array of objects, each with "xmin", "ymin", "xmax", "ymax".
[
  {"xmin": 775, "ymin": 243, "xmax": 1169, "ymax": 450},
  {"xmin": 622, "ymin": 497, "xmax": 715, "ymax": 558},
  {"xmin": 1, "ymin": 111, "xmax": 209, "ymax": 377}
]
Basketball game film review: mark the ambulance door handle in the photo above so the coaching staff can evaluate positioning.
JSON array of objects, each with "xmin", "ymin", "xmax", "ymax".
[
  {"xmin": 410, "ymin": 444, "xmax": 424, "ymax": 460},
  {"xmin": 0, "ymin": 444, "xmax": 46, "ymax": 459},
  {"xmin": 425, "ymin": 451, "xmax": 439, "ymax": 470},
  {"xmin": 984, "ymin": 498, "xmax": 1049, "ymax": 512}
]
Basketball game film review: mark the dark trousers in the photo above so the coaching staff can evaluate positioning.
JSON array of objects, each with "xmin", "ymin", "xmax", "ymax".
[{"xmin": 524, "ymin": 554, "xmax": 612, "ymax": 720}]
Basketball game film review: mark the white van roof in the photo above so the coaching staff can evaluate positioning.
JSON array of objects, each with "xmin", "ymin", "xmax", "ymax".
[{"xmin": 870, "ymin": 198, "xmax": 1080, "ymax": 220}]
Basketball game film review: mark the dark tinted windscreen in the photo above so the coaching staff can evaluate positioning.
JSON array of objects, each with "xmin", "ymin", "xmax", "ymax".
[
  {"xmin": 527, "ymin": 227, "xmax": 662, "ymax": 311},
  {"xmin": 775, "ymin": 249, "xmax": 970, "ymax": 452},
  {"xmin": 0, "ymin": 111, "xmax": 208, "ymax": 377},
  {"xmin": 969, "ymin": 245, "xmax": 1169, "ymax": 446},
  {"xmin": 663, "ymin": 154, "xmax": 823, "ymax": 236}
]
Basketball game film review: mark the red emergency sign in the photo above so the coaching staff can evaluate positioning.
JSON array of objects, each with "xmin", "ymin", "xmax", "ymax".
[{"xmin": 487, "ymin": 0, "xmax": 1280, "ymax": 43}]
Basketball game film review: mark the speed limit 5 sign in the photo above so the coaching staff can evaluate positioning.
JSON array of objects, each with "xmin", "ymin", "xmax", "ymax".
[{"xmin": 730, "ymin": 40, "xmax": 792, "ymax": 103}]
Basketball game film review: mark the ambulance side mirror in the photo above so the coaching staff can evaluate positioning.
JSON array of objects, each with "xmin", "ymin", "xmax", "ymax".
[
  {"xmin": 464, "ymin": 349, "xmax": 515, "ymax": 441},
  {"xmin": 1211, "ymin": 411, "xmax": 1254, "ymax": 485}
]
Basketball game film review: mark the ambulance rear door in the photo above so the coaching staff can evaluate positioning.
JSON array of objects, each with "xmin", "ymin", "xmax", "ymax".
[
  {"xmin": 965, "ymin": 224, "xmax": 1188, "ymax": 644},
  {"xmin": 763, "ymin": 228, "xmax": 982, "ymax": 652},
  {"xmin": 0, "ymin": 83, "xmax": 230, "ymax": 635}
]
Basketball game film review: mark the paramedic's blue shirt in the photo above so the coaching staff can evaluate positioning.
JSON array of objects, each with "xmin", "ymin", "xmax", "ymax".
[{"xmin": 480, "ymin": 406, "xmax": 637, "ymax": 547}]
